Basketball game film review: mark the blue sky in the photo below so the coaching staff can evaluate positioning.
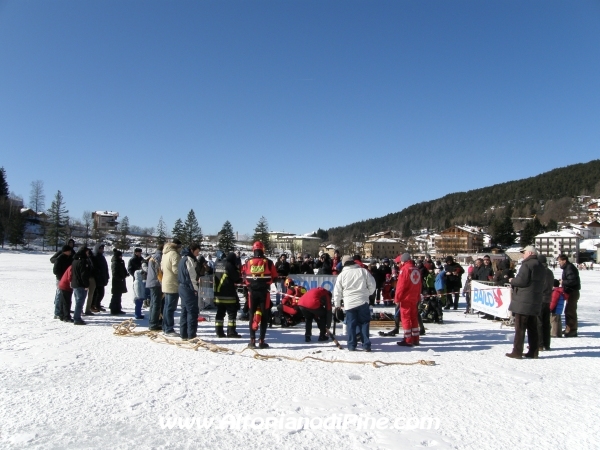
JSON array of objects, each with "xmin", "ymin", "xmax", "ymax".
[{"xmin": 1, "ymin": 0, "xmax": 599, "ymax": 237}]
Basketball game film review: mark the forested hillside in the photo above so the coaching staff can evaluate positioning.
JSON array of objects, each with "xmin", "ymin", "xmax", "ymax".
[{"xmin": 327, "ymin": 160, "xmax": 600, "ymax": 243}]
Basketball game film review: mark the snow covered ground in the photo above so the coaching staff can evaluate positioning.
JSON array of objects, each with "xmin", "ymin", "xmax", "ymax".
[{"xmin": 1, "ymin": 252, "xmax": 599, "ymax": 449}]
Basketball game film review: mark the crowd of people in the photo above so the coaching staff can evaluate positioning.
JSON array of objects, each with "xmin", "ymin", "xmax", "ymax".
[{"xmin": 50, "ymin": 239, "xmax": 582, "ymax": 356}]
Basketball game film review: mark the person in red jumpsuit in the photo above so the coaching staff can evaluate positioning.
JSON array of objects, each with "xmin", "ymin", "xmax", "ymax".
[
  {"xmin": 394, "ymin": 253, "xmax": 422, "ymax": 347},
  {"xmin": 242, "ymin": 241, "xmax": 278, "ymax": 349},
  {"xmin": 298, "ymin": 287, "xmax": 332, "ymax": 342}
]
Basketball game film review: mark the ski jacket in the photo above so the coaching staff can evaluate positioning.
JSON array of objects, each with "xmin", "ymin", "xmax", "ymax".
[
  {"xmin": 242, "ymin": 256, "xmax": 278, "ymax": 289},
  {"xmin": 133, "ymin": 269, "xmax": 146, "ymax": 300},
  {"xmin": 71, "ymin": 249, "xmax": 91, "ymax": 289},
  {"xmin": 434, "ymin": 270, "xmax": 446, "ymax": 291},
  {"xmin": 92, "ymin": 243, "xmax": 110, "ymax": 286},
  {"xmin": 561, "ymin": 262, "xmax": 581, "ymax": 294},
  {"xmin": 177, "ymin": 248, "xmax": 199, "ymax": 292},
  {"xmin": 161, "ymin": 243, "xmax": 181, "ymax": 294},
  {"xmin": 542, "ymin": 267, "xmax": 554, "ymax": 304},
  {"xmin": 58, "ymin": 265, "xmax": 73, "ymax": 292},
  {"xmin": 53, "ymin": 253, "xmax": 72, "ymax": 280},
  {"xmin": 333, "ymin": 263, "xmax": 376, "ymax": 310},
  {"xmin": 509, "ymin": 254, "xmax": 544, "ymax": 316},
  {"xmin": 395, "ymin": 260, "xmax": 422, "ymax": 305},
  {"xmin": 146, "ymin": 250, "xmax": 162, "ymax": 288},
  {"xmin": 444, "ymin": 262, "xmax": 464, "ymax": 287},
  {"xmin": 128, "ymin": 254, "xmax": 144, "ymax": 279},
  {"xmin": 550, "ymin": 287, "xmax": 567, "ymax": 314},
  {"xmin": 111, "ymin": 256, "xmax": 128, "ymax": 294},
  {"xmin": 298, "ymin": 287, "xmax": 331, "ymax": 311}
]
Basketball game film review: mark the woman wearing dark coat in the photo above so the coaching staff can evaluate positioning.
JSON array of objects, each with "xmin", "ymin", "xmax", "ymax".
[{"xmin": 109, "ymin": 249, "xmax": 129, "ymax": 315}]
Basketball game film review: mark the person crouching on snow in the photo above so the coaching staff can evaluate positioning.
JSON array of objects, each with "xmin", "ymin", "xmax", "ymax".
[
  {"xmin": 298, "ymin": 287, "xmax": 332, "ymax": 342},
  {"xmin": 133, "ymin": 263, "xmax": 147, "ymax": 320}
]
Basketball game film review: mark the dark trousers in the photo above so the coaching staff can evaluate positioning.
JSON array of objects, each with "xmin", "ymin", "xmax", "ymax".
[
  {"xmin": 179, "ymin": 287, "xmax": 198, "ymax": 339},
  {"xmin": 60, "ymin": 290, "xmax": 73, "ymax": 321},
  {"xmin": 299, "ymin": 306, "xmax": 327, "ymax": 338},
  {"xmin": 513, "ymin": 313, "xmax": 538, "ymax": 356},
  {"xmin": 446, "ymin": 284, "xmax": 460, "ymax": 309},
  {"xmin": 564, "ymin": 290, "xmax": 579, "ymax": 333},
  {"xmin": 92, "ymin": 285, "xmax": 105, "ymax": 310},
  {"xmin": 215, "ymin": 302, "xmax": 238, "ymax": 328},
  {"xmin": 537, "ymin": 303, "xmax": 551, "ymax": 349},
  {"xmin": 149, "ymin": 286, "xmax": 164, "ymax": 329},
  {"xmin": 248, "ymin": 289, "xmax": 271, "ymax": 341},
  {"xmin": 375, "ymin": 287, "xmax": 382, "ymax": 303},
  {"xmin": 109, "ymin": 292, "xmax": 123, "ymax": 313}
]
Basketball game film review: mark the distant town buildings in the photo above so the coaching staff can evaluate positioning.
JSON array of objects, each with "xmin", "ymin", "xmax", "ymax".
[
  {"xmin": 268, "ymin": 231, "xmax": 321, "ymax": 257},
  {"xmin": 92, "ymin": 211, "xmax": 119, "ymax": 231},
  {"xmin": 535, "ymin": 230, "xmax": 582, "ymax": 261},
  {"xmin": 434, "ymin": 226, "xmax": 484, "ymax": 256}
]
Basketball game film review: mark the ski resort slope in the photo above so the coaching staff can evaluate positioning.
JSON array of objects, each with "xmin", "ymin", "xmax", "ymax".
[{"xmin": 1, "ymin": 252, "xmax": 599, "ymax": 449}]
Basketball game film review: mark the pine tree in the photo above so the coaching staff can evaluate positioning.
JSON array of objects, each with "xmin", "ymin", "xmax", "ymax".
[
  {"xmin": 8, "ymin": 209, "xmax": 26, "ymax": 248},
  {"xmin": 172, "ymin": 218, "xmax": 184, "ymax": 243},
  {"xmin": 181, "ymin": 209, "xmax": 202, "ymax": 248},
  {"xmin": 252, "ymin": 216, "xmax": 271, "ymax": 253},
  {"xmin": 546, "ymin": 219, "xmax": 558, "ymax": 232},
  {"xmin": 491, "ymin": 216, "xmax": 516, "ymax": 247},
  {"xmin": 156, "ymin": 216, "xmax": 167, "ymax": 246},
  {"xmin": 218, "ymin": 220, "xmax": 236, "ymax": 253},
  {"xmin": 115, "ymin": 216, "xmax": 131, "ymax": 251},
  {"xmin": 520, "ymin": 217, "xmax": 544, "ymax": 247},
  {"xmin": 29, "ymin": 180, "xmax": 45, "ymax": 213},
  {"xmin": 46, "ymin": 190, "xmax": 69, "ymax": 251},
  {"xmin": 0, "ymin": 167, "xmax": 9, "ymax": 199}
]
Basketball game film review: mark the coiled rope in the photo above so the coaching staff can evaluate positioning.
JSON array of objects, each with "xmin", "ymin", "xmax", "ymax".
[{"xmin": 112, "ymin": 319, "xmax": 435, "ymax": 368}]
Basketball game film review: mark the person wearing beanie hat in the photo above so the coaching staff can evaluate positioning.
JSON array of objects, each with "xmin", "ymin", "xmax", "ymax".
[
  {"xmin": 394, "ymin": 253, "xmax": 422, "ymax": 347},
  {"xmin": 333, "ymin": 254, "xmax": 376, "ymax": 351},
  {"xmin": 128, "ymin": 247, "xmax": 145, "ymax": 280},
  {"xmin": 109, "ymin": 248, "xmax": 129, "ymax": 315}
]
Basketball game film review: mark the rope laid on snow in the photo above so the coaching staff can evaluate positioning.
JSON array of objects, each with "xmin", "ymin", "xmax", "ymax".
[{"xmin": 112, "ymin": 319, "xmax": 435, "ymax": 368}]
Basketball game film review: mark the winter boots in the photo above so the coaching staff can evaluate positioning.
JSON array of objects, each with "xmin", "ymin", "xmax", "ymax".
[
  {"xmin": 227, "ymin": 325, "xmax": 242, "ymax": 338},
  {"xmin": 247, "ymin": 338, "xmax": 268, "ymax": 349},
  {"xmin": 215, "ymin": 325, "xmax": 226, "ymax": 338}
]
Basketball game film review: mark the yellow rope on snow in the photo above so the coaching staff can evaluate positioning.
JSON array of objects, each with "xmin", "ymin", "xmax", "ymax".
[{"xmin": 112, "ymin": 319, "xmax": 435, "ymax": 368}]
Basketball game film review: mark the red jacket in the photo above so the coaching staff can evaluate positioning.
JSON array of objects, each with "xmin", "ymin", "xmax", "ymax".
[
  {"xmin": 394, "ymin": 260, "xmax": 421, "ymax": 304},
  {"xmin": 242, "ymin": 257, "xmax": 278, "ymax": 286},
  {"xmin": 550, "ymin": 287, "xmax": 568, "ymax": 312},
  {"xmin": 282, "ymin": 286, "xmax": 307, "ymax": 307},
  {"xmin": 298, "ymin": 287, "xmax": 332, "ymax": 311},
  {"xmin": 58, "ymin": 266, "xmax": 73, "ymax": 292}
]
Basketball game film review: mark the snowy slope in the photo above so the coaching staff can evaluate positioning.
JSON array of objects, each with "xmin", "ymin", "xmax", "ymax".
[{"xmin": 1, "ymin": 252, "xmax": 599, "ymax": 449}]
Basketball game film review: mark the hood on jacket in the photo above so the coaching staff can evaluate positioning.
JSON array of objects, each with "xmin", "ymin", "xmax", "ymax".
[
  {"xmin": 93, "ymin": 242, "xmax": 105, "ymax": 256},
  {"xmin": 226, "ymin": 252, "xmax": 237, "ymax": 264},
  {"xmin": 162, "ymin": 242, "xmax": 179, "ymax": 256},
  {"xmin": 181, "ymin": 247, "xmax": 195, "ymax": 260},
  {"xmin": 134, "ymin": 269, "xmax": 145, "ymax": 280},
  {"xmin": 74, "ymin": 246, "xmax": 88, "ymax": 260}
]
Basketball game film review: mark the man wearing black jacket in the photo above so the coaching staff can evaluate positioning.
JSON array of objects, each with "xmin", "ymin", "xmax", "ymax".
[
  {"xmin": 444, "ymin": 256, "xmax": 465, "ymax": 310},
  {"xmin": 128, "ymin": 248, "xmax": 144, "ymax": 279},
  {"xmin": 275, "ymin": 254, "xmax": 290, "ymax": 305},
  {"xmin": 558, "ymin": 254, "xmax": 581, "ymax": 337},
  {"xmin": 214, "ymin": 252, "xmax": 242, "ymax": 338},
  {"xmin": 71, "ymin": 247, "xmax": 92, "ymax": 325}
]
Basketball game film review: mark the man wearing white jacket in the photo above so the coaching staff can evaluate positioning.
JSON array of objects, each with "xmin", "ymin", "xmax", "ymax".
[{"xmin": 333, "ymin": 255, "xmax": 376, "ymax": 351}]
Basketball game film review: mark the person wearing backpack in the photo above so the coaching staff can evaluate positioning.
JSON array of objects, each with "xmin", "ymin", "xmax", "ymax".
[{"xmin": 146, "ymin": 244, "xmax": 164, "ymax": 331}]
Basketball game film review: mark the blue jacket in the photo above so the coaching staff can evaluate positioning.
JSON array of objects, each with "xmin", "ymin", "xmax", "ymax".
[{"xmin": 434, "ymin": 271, "xmax": 446, "ymax": 291}]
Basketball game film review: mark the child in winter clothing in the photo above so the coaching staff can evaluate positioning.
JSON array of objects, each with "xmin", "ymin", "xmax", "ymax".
[
  {"xmin": 550, "ymin": 279, "xmax": 567, "ymax": 338},
  {"xmin": 382, "ymin": 274, "xmax": 394, "ymax": 306},
  {"xmin": 133, "ymin": 263, "xmax": 148, "ymax": 319},
  {"xmin": 434, "ymin": 269, "xmax": 447, "ymax": 306}
]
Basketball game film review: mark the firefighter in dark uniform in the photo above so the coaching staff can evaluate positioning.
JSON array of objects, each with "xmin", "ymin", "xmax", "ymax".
[
  {"xmin": 242, "ymin": 241, "xmax": 278, "ymax": 349},
  {"xmin": 214, "ymin": 252, "xmax": 242, "ymax": 338}
]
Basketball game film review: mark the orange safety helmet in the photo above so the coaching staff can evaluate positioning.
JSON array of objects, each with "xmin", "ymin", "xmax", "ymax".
[{"xmin": 252, "ymin": 241, "xmax": 265, "ymax": 251}]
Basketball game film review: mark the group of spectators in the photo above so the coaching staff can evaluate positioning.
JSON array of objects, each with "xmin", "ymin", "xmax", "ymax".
[{"xmin": 50, "ymin": 239, "xmax": 583, "ymax": 358}]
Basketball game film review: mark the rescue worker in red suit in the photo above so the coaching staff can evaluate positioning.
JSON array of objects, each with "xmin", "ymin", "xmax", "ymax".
[
  {"xmin": 298, "ymin": 287, "xmax": 333, "ymax": 342},
  {"xmin": 277, "ymin": 278, "xmax": 306, "ymax": 326},
  {"xmin": 242, "ymin": 241, "xmax": 278, "ymax": 349},
  {"xmin": 394, "ymin": 253, "xmax": 422, "ymax": 347}
]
